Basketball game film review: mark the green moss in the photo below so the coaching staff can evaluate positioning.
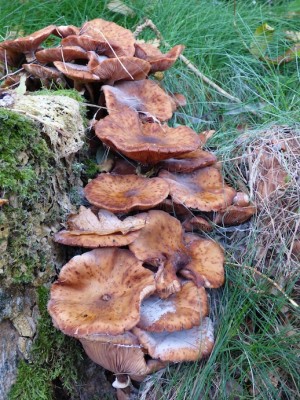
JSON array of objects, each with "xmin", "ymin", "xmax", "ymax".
[
  {"xmin": 9, "ymin": 286, "xmax": 83, "ymax": 400},
  {"xmin": 0, "ymin": 108, "xmax": 53, "ymax": 202}
]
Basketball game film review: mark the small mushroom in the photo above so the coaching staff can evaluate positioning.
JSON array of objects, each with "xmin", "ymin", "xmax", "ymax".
[
  {"xmin": 84, "ymin": 174, "xmax": 169, "ymax": 213},
  {"xmin": 134, "ymin": 43, "xmax": 185, "ymax": 73},
  {"xmin": 54, "ymin": 25, "xmax": 80, "ymax": 38},
  {"xmin": 180, "ymin": 233, "xmax": 224, "ymax": 288},
  {"xmin": 102, "ymin": 79, "xmax": 174, "ymax": 121},
  {"xmin": 132, "ymin": 317, "xmax": 214, "ymax": 362},
  {"xmin": 137, "ymin": 282, "xmax": 208, "ymax": 332},
  {"xmin": 159, "ymin": 167, "xmax": 236, "ymax": 212},
  {"xmin": 48, "ymin": 248, "xmax": 156, "ymax": 337},
  {"xmin": 213, "ymin": 204, "xmax": 256, "ymax": 226},
  {"xmin": 95, "ymin": 108, "xmax": 201, "ymax": 164}
]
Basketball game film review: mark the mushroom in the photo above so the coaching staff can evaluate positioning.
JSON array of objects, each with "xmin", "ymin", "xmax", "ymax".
[
  {"xmin": 53, "ymin": 61, "xmax": 100, "ymax": 83},
  {"xmin": 102, "ymin": 79, "xmax": 174, "ymax": 121},
  {"xmin": 79, "ymin": 332, "xmax": 167, "ymax": 388},
  {"xmin": 95, "ymin": 108, "xmax": 201, "ymax": 164},
  {"xmin": 129, "ymin": 210, "xmax": 190, "ymax": 298},
  {"xmin": 54, "ymin": 25, "xmax": 80, "ymax": 38},
  {"xmin": 180, "ymin": 233, "xmax": 224, "ymax": 288},
  {"xmin": 84, "ymin": 174, "xmax": 169, "ymax": 213},
  {"xmin": 213, "ymin": 204, "xmax": 256, "ymax": 226},
  {"xmin": 134, "ymin": 43, "xmax": 185, "ymax": 73},
  {"xmin": 158, "ymin": 149, "xmax": 217, "ymax": 173},
  {"xmin": 159, "ymin": 167, "xmax": 236, "ymax": 212},
  {"xmin": 87, "ymin": 51, "xmax": 150, "ymax": 82},
  {"xmin": 132, "ymin": 317, "xmax": 214, "ymax": 362},
  {"xmin": 48, "ymin": 248, "xmax": 156, "ymax": 337},
  {"xmin": 137, "ymin": 282, "xmax": 208, "ymax": 332}
]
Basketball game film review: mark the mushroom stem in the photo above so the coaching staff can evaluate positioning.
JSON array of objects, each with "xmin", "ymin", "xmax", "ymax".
[{"xmin": 112, "ymin": 375, "xmax": 131, "ymax": 389}]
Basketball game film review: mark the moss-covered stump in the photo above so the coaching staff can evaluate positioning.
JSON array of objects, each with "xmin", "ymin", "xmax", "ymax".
[{"xmin": 0, "ymin": 92, "xmax": 114, "ymax": 399}]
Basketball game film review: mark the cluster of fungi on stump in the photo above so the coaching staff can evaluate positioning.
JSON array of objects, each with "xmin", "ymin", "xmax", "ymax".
[{"xmin": 0, "ymin": 18, "xmax": 256, "ymax": 396}]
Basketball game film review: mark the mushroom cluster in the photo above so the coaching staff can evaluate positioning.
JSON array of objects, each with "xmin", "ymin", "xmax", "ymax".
[{"xmin": 0, "ymin": 18, "xmax": 256, "ymax": 396}]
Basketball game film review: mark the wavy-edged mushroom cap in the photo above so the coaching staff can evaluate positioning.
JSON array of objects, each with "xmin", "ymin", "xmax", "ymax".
[
  {"xmin": 134, "ymin": 43, "xmax": 184, "ymax": 73},
  {"xmin": 129, "ymin": 210, "xmax": 189, "ymax": 297},
  {"xmin": 80, "ymin": 18, "xmax": 135, "ymax": 57},
  {"xmin": 87, "ymin": 51, "xmax": 150, "ymax": 82},
  {"xmin": 65, "ymin": 206, "xmax": 147, "ymax": 234},
  {"xmin": 137, "ymin": 282, "xmax": 208, "ymax": 332},
  {"xmin": 84, "ymin": 174, "xmax": 169, "ymax": 213},
  {"xmin": 159, "ymin": 149, "xmax": 217, "ymax": 173},
  {"xmin": 213, "ymin": 204, "xmax": 256, "ymax": 226},
  {"xmin": 53, "ymin": 61, "xmax": 100, "ymax": 83},
  {"xmin": 180, "ymin": 233, "xmax": 224, "ymax": 288},
  {"xmin": 35, "ymin": 46, "xmax": 88, "ymax": 63},
  {"xmin": 22, "ymin": 64, "xmax": 62, "ymax": 80},
  {"xmin": 48, "ymin": 248, "xmax": 156, "ymax": 337},
  {"xmin": 95, "ymin": 108, "xmax": 201, "ymax": 164},
  {"xmin": 159, "ymin": 167, "xmax": 236, "ymax": 212},
  {"xmin": 102, "ymin": 80, "xmax": 173, "ymax": 121},
  {"xmin": 0, "ymin": 25, "xmax": 56, "ymax": 53},
  {"xmin": 132, "ymin": 317, "xmax": 214, "ymax": 362}
]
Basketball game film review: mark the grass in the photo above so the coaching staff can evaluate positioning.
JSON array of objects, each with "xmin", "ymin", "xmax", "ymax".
[{"xmin": 1, "ymin": 0, "xmax": 299, "ymax": 399}]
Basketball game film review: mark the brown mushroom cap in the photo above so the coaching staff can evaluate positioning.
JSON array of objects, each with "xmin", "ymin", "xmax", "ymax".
[
  {"xmin": 158, "ymin": 149, "xmax": 217, "ymax": 173},
  {"xmin": 180, "ymin": 233, "xmax": 225, "ymax": 288},
  {"xmin": 48, "ymin": 248, "xmax": 156, "ymax": 337},
  {"xmin": 134, "ymin": 43, "xmax": 185, "ymax": 73},
  {"xmin": 213, "ymin": 204, "xmax": 256, "ymax": 226},
  {"xmin": 129, "ymin": 210, "xmax": 189, "ymax": 297},
  {"xmin": 95, "ymin": 108, "xmax": 201, "ymax": 164},
  {"xmin": 87, "ymin": 51, "xmax": 150, "ymax": 81},
  {"xmin": 0, "ymin": 25, "xmax": 56, "ymax": 53},
  {"xmin": 132, "ymin": 317, "xmax": 214, "ymax": 362},
  {"xmin": 53, "ymin": 61, "xmax": 100, "ymax": 82},
  {"xmin": 137, "ymin": 282, "xmax": 208, "ymax": 332},
  {"xmin": 0, "ymin": 47, "xmax": 23, "ymax": 67},
  {"xmin": 35, "ymin": 46, "xmax": 88, "ymax": 63},
  {"xmin": 61, "ymin": 34, "xmax": 119, "ymax": 57},
  {"xmin": 80, "ymin": 18, "xmax": 135, "ymax": 57},
  {"xmin": 84, "ymin": 174, "xmax": 169, "ymax": 213},
  {"xmin": 159, "ymin": 167, "xmax": 236, "ymax": 212},
  {"xmin": 102, "ymin": 80, "xmax": 173, "ymax": 121}
]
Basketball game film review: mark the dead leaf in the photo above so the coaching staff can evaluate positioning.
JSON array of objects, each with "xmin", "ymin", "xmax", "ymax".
[
  {"xmin": 285, "ymin": 30, "xmax": 300, "ymax": 42},
  {"xmin": 249, "ymin": 23, "xmax": 274, "ymax": 58}
]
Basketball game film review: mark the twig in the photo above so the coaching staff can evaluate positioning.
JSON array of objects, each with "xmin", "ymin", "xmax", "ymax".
[
  {"xmin": 133, "ymin": 18, "xmax": 242, "ymax": 104},
  {"xmin": 231, "ymin": 263, "xmax": 299, "ymax": 308}
]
